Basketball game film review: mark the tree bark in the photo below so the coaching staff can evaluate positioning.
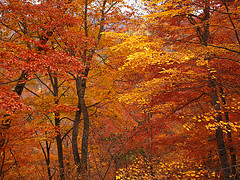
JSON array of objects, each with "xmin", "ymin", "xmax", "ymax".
[
  {"xmin": 219, "ymin": 87, "xmax": 238, "ymax": 179},
  {"xmin": 72, "ymin": 76, "xmax": 82, "ymax": 174},
  {"xmin": 226, "ymin": 117, "xmax": 238, "ymax": 179},
  {"xmin": 209, "ymin": 77, "xmax": 231, "ymax": 180},
  {"xmin": 80, "ymin": 97, "xmax": 89, "ymax": 178},
  {"xmin": 200, "ymin": 1, "xmax": 231, "ymax": 178},
  {"xmin": 52, "ymin": 76, "xmax": 65, "ymax": 180},
  {"xmin": 55, "ymin": 117, "xmax": 65, "ymax": 180},
  {"xmin": 46, "ymin": 142, "xmax": 52, "ymax": 180},
  {"xmin": 72, "ymin": 71, "xmax": 89, "ymax": 179},
  {"xmin": 40, "ymin": 141, "xmax": 52, "ymax": 180},
  {"xmin": 71, "ymin": 71, "xmax": 91, "ymax": 178},
  {"xmin": 14, "ymin": 71, "xmax": 27, "ymax": 96}
]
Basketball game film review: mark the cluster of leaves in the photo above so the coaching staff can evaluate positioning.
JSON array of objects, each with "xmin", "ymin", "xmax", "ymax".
[
  {"xmin": 105, "ymin": 0, "xmax": 240, "ymax": 179},
  {"xmin": 116, "ymin": 156, "xmax": 221, "ymax": 179},
  {"xmin": 1, "ymin": 0, "xmax": 140, "ymax": 179}
]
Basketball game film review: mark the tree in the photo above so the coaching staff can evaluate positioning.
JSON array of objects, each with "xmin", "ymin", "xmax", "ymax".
[
  {"xmin": 54, "ymin": 0, "xmax": 134, "ymax": 178},
  {"xmin": 1, "ymin": 0, "xmax": 84, "ymax": 178},
  {"xmin": 2, "ymin": 0, "xmax": 238, "ymax": 179},
  {"xmin": 107, "ymin": 0, "xmax": 240, "ymax": 179},
  {"xmin": 1, "ymin": 0, "xmax": 137, "ymax": 179}
]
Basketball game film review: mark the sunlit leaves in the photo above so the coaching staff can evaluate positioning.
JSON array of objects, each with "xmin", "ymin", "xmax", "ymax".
[{"xmin": 116, "ymin": 156, "xmax": 221, "ymax": 179}]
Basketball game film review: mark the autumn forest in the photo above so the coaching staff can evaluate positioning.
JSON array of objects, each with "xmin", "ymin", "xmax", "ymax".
[{"xmin": 1, "ymin": 0, "xmax": 240, "ymax": 179}]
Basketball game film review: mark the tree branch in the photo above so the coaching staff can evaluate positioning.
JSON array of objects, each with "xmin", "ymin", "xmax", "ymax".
[
  {"xmin": 24, "ymin": 87, "xmax": 40, "ymax": 97},
  {"xmin": 35, "ymin": 74, "xmax": 54, "ymax": 95}
]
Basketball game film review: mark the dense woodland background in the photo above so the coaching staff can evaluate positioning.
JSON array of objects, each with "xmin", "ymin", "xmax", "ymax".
[{"xmin": 1, "ymin": 0, "xmax": 240, "ymax": 179}]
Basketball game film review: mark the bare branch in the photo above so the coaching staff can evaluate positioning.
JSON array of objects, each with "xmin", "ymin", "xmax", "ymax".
[
  {"xmin": 59, "ymin": 87, "xmax": 70, "ymax": 99},
  {"xmin": 35, "ymin": 74, "xmax": 54, "ymax": 95},
  {"xmin": 24, "ymin": 87, "xmax": 40, "ymax": 97},
  {"xmin": 61, "ymin": 127, "xmax": 73, "ymax": 141},
  {"xmin": 221, "ymin": 0, "xmax": 240, "ymax": 45}
]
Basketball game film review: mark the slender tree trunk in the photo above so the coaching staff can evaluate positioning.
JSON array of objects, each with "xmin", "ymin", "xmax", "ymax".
[
  {"xmin": 52, "ymin": 76, "xmax": 65, "ymax": 180},
  {"xmin": 72, "ymin": 105, "xmax": 81, "ymax": 173},
  {"xmin": 72, "ymin": 0, "xmax": 90, "ymax": 172},
  {"xmin": 55, "ymin": 118, "xmax": 64, "ymax": 180},
  {"xmin": 40, "ymin": 141, "xmax": 52, "ymax": 180},
  {"xmin": 46, "ymin": 142, "xmax": 52, "ymax": 180},
  {"xmin": 72, "ymin": 76, "xmax": 82, "ymax": 174},
  {"xmin": 71, "ymin": 0, "xmax": 107, "ymax": 177},
  {"xmin": 200, "ymin": 1, "xmax": 231, "ymax": 178},
  {"xmin": 219, "ymin": 87, "xmax": 238, "ymax": 179},
  {"xmin": 80, "ymin": 97, "xmax": 89, "ymax": 178},
  {"xmin": 215, "ymin": 125, "xmax": 231, "ymax": 180},
  {"xmin": 0, "ymin": 150, "xmax": 5, "ymax": 179},
  {"xmin": 226, "ymin": 117, "xmax": 238, "ymax": 179},
  {"xmin": 209, "ymin": 77, "xmax": 231, "ymax": 180},
  {"xmin": 72, "ymin": 67, "xmax": 90, "ymax": 178}
]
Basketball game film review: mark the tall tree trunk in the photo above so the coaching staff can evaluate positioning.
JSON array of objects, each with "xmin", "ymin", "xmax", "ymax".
[
  {"xmin": 39, "ymin": 141, "xmax": 52, "ymax": 180},
  {"xmin": 219, "ymin": 87, "xmax": 238, "ymax": 179},
  {"xmin": 200, "ymin": 1, "xmax": 231, "ymax": 178},
  {"xmin": 226, "ymin": 112, "xmax": 238, "ymax": 179},
  {"xmin": 80, "ymin": 97, "xmax": 89, "ymax": 178},
  {"xmin": 72, "ymin": 70, "xmax": 90, "ymax": 179},
  {"xmin": 209, "ymin": 77, "xmax": 231, "ymax": 180},
  {"xmin": 226, "ymin": 115, "xmax": 238, "ymax": 179},
  {"xmin": 72, "ymin": 76, "xmax": 82, "ymax": 174},
  {"xmin": 55, "ymin": 116, "xmax": 64, "ymax": 180},
  {"xmin": 71, "ymin": 0, "xmax": 107, "ymax": 177},
  {"xmin": 52, "ymin": 76, "xmax": 65, "ymax": 180},
  {"xmin": 46, "ymin": 142, "xmax": 52, "ymax": 180},
  {"xmin": 215, "ymin": 126, "xmax": 231, "ymax": 180}
]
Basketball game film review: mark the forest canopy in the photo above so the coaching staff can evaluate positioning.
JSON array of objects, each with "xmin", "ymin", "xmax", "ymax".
[{"xmin": 0, "ymin": 0, "xmax": 240, "ymax": 179}]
